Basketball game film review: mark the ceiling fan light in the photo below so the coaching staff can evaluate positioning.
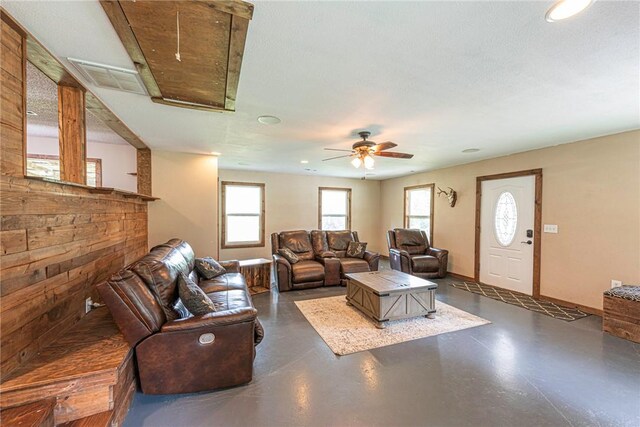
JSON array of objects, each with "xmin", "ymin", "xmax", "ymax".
[
  {"xmin": 363, "ymin": 154, "xmax": 375, "ymax": 170},
  {"xmin": 351, "ymin": 157, "xmax": 362, "ymax": 168},
  {"xmin": 545, "ymin": 0, "xmax": 594, "ymax": 22}
]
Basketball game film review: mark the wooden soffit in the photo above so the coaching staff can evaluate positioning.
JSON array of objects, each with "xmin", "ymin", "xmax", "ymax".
[{"xmin": 101, "ymin": 0, "xmax": 254, "ymax": 113}]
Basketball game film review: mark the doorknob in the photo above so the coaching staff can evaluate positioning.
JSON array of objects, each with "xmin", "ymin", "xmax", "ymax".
[{"xmin": 521, "ymin": 240, "xmax": 532, "ymax": 245}]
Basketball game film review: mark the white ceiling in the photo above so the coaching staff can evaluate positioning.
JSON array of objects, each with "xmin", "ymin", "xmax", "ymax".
[{"xmin": 4, "ymin": 0, "xmax": 639, "ymax": 179}]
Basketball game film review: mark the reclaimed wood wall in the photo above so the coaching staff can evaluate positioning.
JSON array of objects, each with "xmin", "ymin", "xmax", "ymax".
[{"xmin": 0, "ymin": 12, "xmax": 149, "ymax": 379}]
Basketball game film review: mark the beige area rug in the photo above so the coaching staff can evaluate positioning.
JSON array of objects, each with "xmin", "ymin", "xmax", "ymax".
[{"xmin": 295, "ymin": 296, "xmax": 491, "ymax": 355}]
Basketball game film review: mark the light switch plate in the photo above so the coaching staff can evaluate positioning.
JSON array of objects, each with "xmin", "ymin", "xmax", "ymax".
[{"xmin": 543, "ymin": 224, "xmax": 558, "ymax": 233}]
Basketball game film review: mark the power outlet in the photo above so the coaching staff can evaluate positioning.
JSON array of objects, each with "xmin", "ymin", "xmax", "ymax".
[
  {"xmin": 85, "ymin": 297, "xmax": 93, "ymax": 314},
  {"xmin": 611, "ymin": 280, "xmax": 623, "ymax": 289}
]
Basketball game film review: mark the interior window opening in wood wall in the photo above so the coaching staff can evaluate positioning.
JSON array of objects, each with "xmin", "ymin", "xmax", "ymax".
[
  {"xmin": 26, "ymin": 154, "xmax": 102, "ymax": 186},
  {"xmin": 221, "ymin": 181, "xmax": 265, "ymax": 249},
  {"xmin": 25, "ymin": 61, "xmax": 60, "ymax": 177},
  {"xmin": 318, "ymin": 187, "xmax": 352, "ymax": 230},
  {"xmin": 404, "ymin": 184, "xmax": 435, "ymax": 243},
  {"xmin": 85, "ymin": 108, "xmax": 138, "ymax": 192}
]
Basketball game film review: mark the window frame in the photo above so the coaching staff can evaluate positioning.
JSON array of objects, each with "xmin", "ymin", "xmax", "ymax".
[
  {"xmin": 221, "ymin": 181, "xmax": 266, "ymax": 249},
  {"xmin": 403, "ymin": 183, "xmax": 435, "ymax": 244},
  {"xmin": 318, "ymin": 187, "xmax": 352, "ymax": 231}
]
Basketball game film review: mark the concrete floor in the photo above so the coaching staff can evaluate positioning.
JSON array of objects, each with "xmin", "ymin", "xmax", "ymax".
[{"xmin": 123, "ymin": 273, "xmax": 640, "ymax": 427}]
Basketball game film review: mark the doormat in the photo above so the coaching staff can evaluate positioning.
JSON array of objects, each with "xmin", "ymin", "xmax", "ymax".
[{"xmin": 451, "ymin": 282, "xmax": 589, "ymax": 321}]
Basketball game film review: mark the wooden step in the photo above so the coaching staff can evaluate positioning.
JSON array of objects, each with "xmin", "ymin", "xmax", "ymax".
[
  {"xmin": 0, "ymin": 309, "xmax": 135, "ymax": 426},
  {"xmin": 0, "ymin": 399, "xmax": 56, "ymax": 427}
]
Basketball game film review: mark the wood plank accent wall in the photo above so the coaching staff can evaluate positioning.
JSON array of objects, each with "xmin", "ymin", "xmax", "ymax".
[
  {"xmin": 0, "ymin": 12, "xmax": 150, "ymax": 380},
  {"xmin": 58, "ymin": 85, "xmax": 87, "ymax": 184},
  {"xmin": 136, "ymin": 148, "xmax": 151, "ymax": 196}
]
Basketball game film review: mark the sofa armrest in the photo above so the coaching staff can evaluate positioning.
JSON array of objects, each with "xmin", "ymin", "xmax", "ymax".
[
  {"xmin": 315, "ymin": 251, "xmax": 337, "ymax": 263},
  {"xmin": 427, "ymin": 247, "xmax": 448, "ymax": 259},
  {"xmin": 427, "ymin": 247, "xmax": 448, "ymax": 278},
  {"xmin": 389, "ymin": 248, "xmax": 412, "ymax": 273},
  {"xmin": 363, "ymin": 251, "xmax": 380, "ymax": 271},
  {"xmin": 273, "ymin": 254, "xmax": 293, "ymax": 292},
  {"xmin": 161, "ymin": 307, "xmax": 257, "ymax": 332},
  {"xmin": 220, "ymin": 260, "xmax": 240, "ymax": 273}
]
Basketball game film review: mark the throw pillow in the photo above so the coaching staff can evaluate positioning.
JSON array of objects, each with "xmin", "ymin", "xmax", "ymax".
[
  {"xmin": 177, "ymin": 272, "xmax": 216, "ymax": 315},
  {"xmin": 346, "ymin": 241, "xmax": 367, "ymax": 259},
  {"xmin": 194, "ymin": 257, "xmax": 226, "ymax": 280},
  {"xmin": 278, "ymin": 248, "xmax": 299, "ymax": 264}
]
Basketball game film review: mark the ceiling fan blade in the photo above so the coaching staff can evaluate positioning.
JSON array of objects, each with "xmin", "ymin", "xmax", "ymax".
[
  {"xmin": 375, "ymin": 151, "xmax": 414, "ymax": 159},
  {"xmin": 374, "ymin": 141, "xmax": 397, "ymax": 152},
  {"xmin": 324, "ymin": 148, "xmax": 354, "ymax": 152},
  {"xmin": 322, "ymin": 154, "xmax": 354, "ymax": 161}
]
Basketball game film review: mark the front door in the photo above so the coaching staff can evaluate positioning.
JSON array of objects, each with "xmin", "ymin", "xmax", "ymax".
[{"xmin": 480, "ymin": 175, "xmax": 535, "ymax": 294}]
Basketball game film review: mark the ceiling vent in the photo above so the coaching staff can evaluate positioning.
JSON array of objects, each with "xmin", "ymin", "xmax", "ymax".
[{"xmin": 67, "ymin": 58, "xmax": 147, "ymax": 95}]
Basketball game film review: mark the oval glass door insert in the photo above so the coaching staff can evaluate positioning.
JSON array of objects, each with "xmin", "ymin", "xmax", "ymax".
[{"xmin": 494, "ymin": 191, "xmax": 518, "ymax": 246}]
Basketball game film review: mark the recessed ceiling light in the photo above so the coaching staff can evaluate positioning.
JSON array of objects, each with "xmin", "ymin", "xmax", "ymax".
[
  {"xmin": 300, "ymin": 160, "xmax": 309, "ymax": 164},
  {"xmin": 545, "ymin": 0, "xmax": 595, "ymax": 22},
  {"xmin": 26, "ymin": 111, "xmax": 38, "ymax": 116},
  {"xmin": 257, "ymin": 115, "xmax": 281, "ymax": 125},
  {"xmin": 210, "ymin": 151, "xmax": 221, "ymax": 156},
  {"xmin": 462, "ymin": 148, "xmax": 480, "ymax": 153}
]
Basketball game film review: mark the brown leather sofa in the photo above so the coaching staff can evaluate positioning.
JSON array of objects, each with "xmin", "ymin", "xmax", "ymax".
[
  {"xmin": 311, "ymin": 230, "xmax": 380, "ymax": 283},
  {"xmin": 271, "ymin": 230, "xmax": 342, "ymax": 291},
  {"xmin": 97, "ymin": 239, "xmax": 263, "ymax": 395},
  {"xmin": 387, "ymin": 229, "xmax": 448, "ymax": 279}
]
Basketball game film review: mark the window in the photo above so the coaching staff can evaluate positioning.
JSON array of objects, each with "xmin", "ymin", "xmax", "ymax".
[
  {"xmin": 26, "ymin": 155, "xmax": 102, "ymax": 186},
  {"xmin": 404, "ymin": 184, "xmax": 434, "ymax": 242},
  {"xmin": 221, "ymin": 182, "xmax": 265, "ymax": 248},
  {"xmin": 494, "ymin": 191, "xmax": 518, "ymax": 246},
  {"xmin": 318, "ymin": 187, "xmax": 351, "ymax": 230}
]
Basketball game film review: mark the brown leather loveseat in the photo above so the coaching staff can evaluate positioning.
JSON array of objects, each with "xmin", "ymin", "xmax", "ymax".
[
  {"xmin": 387, "ymin": 228, "xmax": 448, "ymax": 279},
  {"xmin": 97, "ymin": 239, "xmax": 263, "ymax": 395},
  {"xmin": 271, "ymin": 230, "xmax": 342, "ymax": 291},
  {"xmin": 312, "ymin": 230, "xmax": 380, "ymax": 283}
]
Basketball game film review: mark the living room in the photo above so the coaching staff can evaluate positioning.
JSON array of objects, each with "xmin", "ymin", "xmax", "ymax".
[{"xmin": 0, "ymin": 1, "xmax": 638, "ymax": 426}]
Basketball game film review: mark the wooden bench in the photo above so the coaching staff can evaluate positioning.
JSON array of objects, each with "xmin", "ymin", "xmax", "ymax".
[
  {"xmin": 603, "ymin": 286, "xmax": 640, "ymax": 343},
  {"xmin": 0, "ymin": 308, "xmax": 135, "ymax": 426}
]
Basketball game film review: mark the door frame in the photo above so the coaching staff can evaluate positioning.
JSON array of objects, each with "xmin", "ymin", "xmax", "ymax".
[{"xmin": 474, "ymin": 169, "xmax": 543, "ymax": 298}]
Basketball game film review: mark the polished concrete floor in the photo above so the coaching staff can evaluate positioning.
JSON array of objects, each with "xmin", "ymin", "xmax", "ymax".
[{"xmin": 123, "ymin": 272, "xmax": 640, "ymax": 427}]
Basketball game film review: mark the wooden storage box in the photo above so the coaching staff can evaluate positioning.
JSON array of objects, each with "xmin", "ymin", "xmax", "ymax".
[{"xmin": 603, "ymin": 286, "xmax": 640, "ymax": 343}]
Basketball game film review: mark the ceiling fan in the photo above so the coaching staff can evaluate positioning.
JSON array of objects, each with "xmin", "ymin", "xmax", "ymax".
[{"xmin": 323, "ymin": 131, "xmax": 414, "ymax": 169}]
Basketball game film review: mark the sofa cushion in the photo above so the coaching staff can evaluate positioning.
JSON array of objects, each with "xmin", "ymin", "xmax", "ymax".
[
  {"xmin": 199, "ymin": 273, "xmax": 248, "ymax": 293},
  {"xmin": 280, "ymin": 230, "xmax": 314, "ymax": 260},
  {"xmin": 411, "ymin": 255, "xmax": 440, "ymax": 272},
  {"xmin": 278, "ymin": 248, "xmax": 299, "ymax": 264},
  {"xmin": 339, "ymin": 258, "xmax": 370, "ymax": 274},
  {"xmin": 291, "ymin": 260, "xmax": 325, "ymax": 282},
  {"xmin": 178, "ymin": 273, "xmax": 216, "ymax": 315},
  {"xmin": 195, "ymin": 257, "xmax": 226, "ymax": 279},
  {"xmin": 206, "ymin": 289, "xmax": 254, "ymax": 312},
  {"xmin": 346, "ymin": 241, "xmax": 367, "ymax": 258},
  {"xmin": 327, "ymin": 231, "xmax": 354, "ymax": 251}
]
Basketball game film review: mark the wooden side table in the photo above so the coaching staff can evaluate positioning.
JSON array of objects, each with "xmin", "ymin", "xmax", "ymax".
[{"xmin": 238, "ymin": 258, "xmax": 272, "ymax": 295}]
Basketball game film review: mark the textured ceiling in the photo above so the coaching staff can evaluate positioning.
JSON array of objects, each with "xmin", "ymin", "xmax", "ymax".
[
  {"xmin": 6, "ymin": 0, "xmax": 640, "ymax": 179},
  {"xmin": 26, "ymin": 62, "xmax": 129, "ymax": 145}
]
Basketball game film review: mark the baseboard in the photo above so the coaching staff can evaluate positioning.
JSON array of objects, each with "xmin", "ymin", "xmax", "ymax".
[
  {"xmin": 538, "ymin": 295, "xmax": 603, "ymax": 317},
  {"xmin": 380, "ymin": 254, "xmax": 389, "ymax": 260},
  {"xmin": 447, "ymin": 271, "xmax": 475, "ymax": 282}
]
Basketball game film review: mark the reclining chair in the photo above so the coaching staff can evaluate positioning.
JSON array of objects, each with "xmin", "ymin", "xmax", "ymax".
[{"xmin": 387, "ymin": 228, "xmax": 448, "ymax": 279}]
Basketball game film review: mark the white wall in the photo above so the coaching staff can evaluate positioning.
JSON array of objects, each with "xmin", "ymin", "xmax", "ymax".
[
  {"xmin": 27, "ymin": 135, "xmax": 137, "ymax": 192},
  {"xmin": 218, "ymin": 170, "xmax": 382, "ymax": 261},
  {"xmin": 148, "ymin": 152, "xmax": 219, "ymax": 258}
]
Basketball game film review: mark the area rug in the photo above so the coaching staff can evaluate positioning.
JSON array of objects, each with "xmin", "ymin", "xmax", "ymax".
[
  {"xmin": 294, "ymin": 296, "xmax": 490, "ymax": 355},
  {"xmin": 451, "ymin": 282, "xmax": 589, "ymax": 321}
]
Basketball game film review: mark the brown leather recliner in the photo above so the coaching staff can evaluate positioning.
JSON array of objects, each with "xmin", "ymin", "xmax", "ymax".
[
  {"xmin": 271, "ymin": 230, "xmax": 341, "ymax": 291},
  {"xmin": 97, "ymin": 239, "xmax": 263, "ymax": 395},
  {"xmin": 311, "ymin": 230, "xmax": 380, "ymax": 283},
  {"xmin": 387, "ymin": 229, "xmax": 448, "ymax": 279}
]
